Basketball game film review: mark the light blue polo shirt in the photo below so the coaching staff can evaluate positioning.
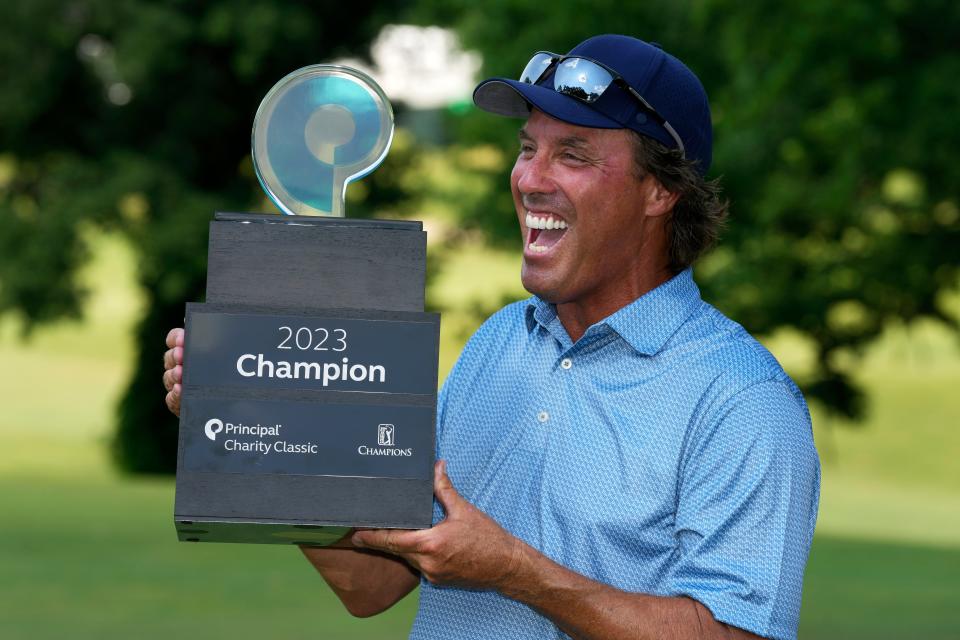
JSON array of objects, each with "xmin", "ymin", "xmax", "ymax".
[{"xmin": 410, "ymin": 268, "xmax": 820, "ymax": 640}]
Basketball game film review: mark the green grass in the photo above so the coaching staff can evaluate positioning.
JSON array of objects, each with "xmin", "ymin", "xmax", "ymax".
[
  {"xmin": 1, "ymin": 230, "xmax": 959, "ymax": 638},
  {"xmin": 0, "ymin": 475, "xmax": 419, "ymax": 639},
  {"xmin": 800, "ymin": 537, "xmax": 960, "ymax": 639}
]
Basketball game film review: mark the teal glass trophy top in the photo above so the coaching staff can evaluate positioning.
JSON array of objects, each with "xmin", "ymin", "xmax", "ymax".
[{"xmin": 252, "ymin": 65, "xmax": 394, "ymax": 217}]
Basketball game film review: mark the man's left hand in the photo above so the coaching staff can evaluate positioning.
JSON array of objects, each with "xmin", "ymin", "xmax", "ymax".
[
  {"xmin": 351, "ymin": 460, "xmax": 526, "ymax": 591},
  {"xmin": 352, "ymin": 460, "xmax": 765, "ymax": 640}
]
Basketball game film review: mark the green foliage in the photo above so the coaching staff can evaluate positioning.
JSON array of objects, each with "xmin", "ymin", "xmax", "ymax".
[
  {"xmin": 701, "ymin": 0, "xmax": 960, "ymax": 420},
  {"xmin": 412, "ymin": 0, "xmax": 960, "ymax": 420},
  {"xmin": 0, "ymin": 0, "xmax": 410, "ymax": 472},
  {"xmin": 2, "ymin": 0, "xmax": 958, "ymax": 474}
]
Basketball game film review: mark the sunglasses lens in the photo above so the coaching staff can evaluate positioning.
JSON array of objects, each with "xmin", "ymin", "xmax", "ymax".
[
  {"xmin": 520, "ymin": 52, "xmax": 555, "ymax": 84},
  {"xmin": 553, "ymin": 57, "xmax": 613, "ymax": 103}
]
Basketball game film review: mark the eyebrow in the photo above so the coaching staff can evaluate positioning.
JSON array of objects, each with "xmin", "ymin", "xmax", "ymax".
[
  {"xmin": 518, "ymin": 128, "xmax": 594, "ymax": 151},
  {"xmin": 558, "ymin": 135, "xmax": 592, "ymax": 150}
]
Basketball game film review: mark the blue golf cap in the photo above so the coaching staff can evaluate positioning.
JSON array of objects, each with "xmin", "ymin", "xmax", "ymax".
[{"xmin": 473, "ymin": 34, "xmax": 713, "ymax": 175}]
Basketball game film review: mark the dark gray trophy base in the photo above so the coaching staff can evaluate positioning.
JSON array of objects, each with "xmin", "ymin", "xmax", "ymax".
[{"xmin": 174, "ymin": 213, "xmax": 439, "ymax": 546}]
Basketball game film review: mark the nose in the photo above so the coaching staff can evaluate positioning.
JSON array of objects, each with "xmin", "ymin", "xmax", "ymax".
[{"xmin": 513, "ymin": 151, "xmax": 555, "ymax": 196}]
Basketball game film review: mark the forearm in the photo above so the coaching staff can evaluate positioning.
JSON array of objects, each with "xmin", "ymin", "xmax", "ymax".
[
  {"xmin": 300, "ymin": 545, "xmax": 419, "ymax": 617},
  {"xmin": 350, "ymin": 462, "xmax": 763, "ymax": 636},
  {"xmin": 502, "ymin": 542, "xmax": 760, "ymax": 640}
]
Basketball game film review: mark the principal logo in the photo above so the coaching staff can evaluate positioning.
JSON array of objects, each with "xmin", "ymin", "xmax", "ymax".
[
  {"xmin": 204, "ymin": 418, "xmax": 224, "ymax": 441},
  {"xmin": 377, "ymin": 423, "xmax": 395, "ymax": 446}
]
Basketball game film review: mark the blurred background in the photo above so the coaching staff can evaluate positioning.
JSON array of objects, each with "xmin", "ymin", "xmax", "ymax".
[{"xmin": 1, "ymin": 1, "xmax": 957, "ymax": 638}]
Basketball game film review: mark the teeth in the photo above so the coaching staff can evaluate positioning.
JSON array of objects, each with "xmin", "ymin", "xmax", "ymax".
[
  {"xmin": 525, "ymin": 211, "xmax": 569, "ymax": 253},
  {"xmin": 525, "ymin": 212, "xmax": 568, "ymax": 231}
]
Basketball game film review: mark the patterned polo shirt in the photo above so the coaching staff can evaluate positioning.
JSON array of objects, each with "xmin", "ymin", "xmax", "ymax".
[{"xmin": 410, "ymin": 268, "xmax": 820, "ymax": 640}]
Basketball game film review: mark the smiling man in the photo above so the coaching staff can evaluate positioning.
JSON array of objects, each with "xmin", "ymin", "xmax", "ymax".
[
  {"xmin": 164, "ymin": 33, "xmax": 819, "ymax": 640},
  {"xmin": 514, "ymin": 111, "xmax": 675, "ymax": 337}
]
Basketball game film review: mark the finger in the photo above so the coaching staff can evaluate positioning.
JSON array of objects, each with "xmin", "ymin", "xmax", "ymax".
[
  {"xmin": 352, "ymin": 529, "xmax": 400, "ymax": 552},
  {"xmin": 162, "ymin": 346, "xmax": 183, "ymax": 371},
  {"xmin": 433, "ymin": 459, "xmax": 462, "ymax": 515},
  {"xmin": 166, "ymin": 328, "xmax": 184, "ymax": 349},
  {"xmin": 352, "ymin": 528, "xmax": 425, "ymax": 555},
  {"xmin": 162, "ymin": 365, "xmax": 182, "ymax": 392},
  {"xmin": 327, "ymin": 528, "xmax": 357, "ymax": 549},
  {"xmin": 165, "ymin": 384, "xmax": 181, "ymax": 417}
]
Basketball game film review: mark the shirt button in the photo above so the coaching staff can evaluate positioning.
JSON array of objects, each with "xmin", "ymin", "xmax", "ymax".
[
  {"xmin": 561, "ymin": 358, "xmax": 573, "ymax": 370},
  {"xmin": 537, "ymin": 411, "xmax": 550, "ymax": 423}
]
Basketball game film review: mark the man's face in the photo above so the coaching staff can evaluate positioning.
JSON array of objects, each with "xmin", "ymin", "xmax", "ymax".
[{"xmin": 511, "ymin": 110, "xmax": 662, "ymax": 310}]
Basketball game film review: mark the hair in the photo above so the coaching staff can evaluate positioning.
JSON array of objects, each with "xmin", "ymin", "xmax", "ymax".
[{"xmin": 630, "ymin": 132, "xmax": 729, "ymax": 272}]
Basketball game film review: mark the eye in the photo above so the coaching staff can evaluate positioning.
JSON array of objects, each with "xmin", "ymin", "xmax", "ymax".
[
  {"xmin": 518, "ymin": 142, "xmax": 535, "ymax": 157},
  {"xmin": 561, "ymin": 151, "xmax": 586, "ymax": 164}
]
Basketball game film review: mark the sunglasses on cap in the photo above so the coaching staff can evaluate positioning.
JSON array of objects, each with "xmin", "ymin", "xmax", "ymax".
[{"xmin": 520, "ymin": 51, "xmax": 686, "ymax": 158}]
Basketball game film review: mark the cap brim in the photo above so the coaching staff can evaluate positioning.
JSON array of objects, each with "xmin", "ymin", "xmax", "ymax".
[{"xmin": 473, "ymin": 78, "xmax": 623, "ymax": 130}]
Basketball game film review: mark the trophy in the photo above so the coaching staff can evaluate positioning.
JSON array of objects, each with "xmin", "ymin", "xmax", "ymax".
[{"xmin": 173, "ymin": 66, "xmax": 440, "ymax": 546}]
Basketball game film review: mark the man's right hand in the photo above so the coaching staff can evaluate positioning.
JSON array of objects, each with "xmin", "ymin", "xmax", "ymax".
[{"xmin": 162, "ymin": 328, "xmax": 185, "ymax": 417}]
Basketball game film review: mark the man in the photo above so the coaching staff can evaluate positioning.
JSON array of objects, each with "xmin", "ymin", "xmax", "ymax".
[{"xmin": 163, "ymin": 34, "xmax": 819, "ymax": 640}]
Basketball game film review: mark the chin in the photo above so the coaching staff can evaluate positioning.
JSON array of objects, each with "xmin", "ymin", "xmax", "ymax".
[
  {"xmin": 520, "ymin": 270, "xmax": 547, "ymax": 300},
  {"xmin": 520, "ymin": 269, "xmax": 567, "ymax": 304}
]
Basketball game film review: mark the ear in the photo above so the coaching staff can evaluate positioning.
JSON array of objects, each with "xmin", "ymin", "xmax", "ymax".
[{"xmin": 643, "ymin": 178, "xmax": 680, "ymax": 218}]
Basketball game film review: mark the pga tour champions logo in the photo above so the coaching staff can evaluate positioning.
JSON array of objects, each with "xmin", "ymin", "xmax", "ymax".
[{"xmin": 360, "ymin": 423, "xmax": 412, "ymax": 456}]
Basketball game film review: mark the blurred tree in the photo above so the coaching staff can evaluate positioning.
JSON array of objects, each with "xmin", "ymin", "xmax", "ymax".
[
  {"xmin": 411, "ymin": 0, "xmax": 960, "ymax": 421},
  {"xmin": 0, "ymin": 0, "xmax": 408, "ymax": 472}
]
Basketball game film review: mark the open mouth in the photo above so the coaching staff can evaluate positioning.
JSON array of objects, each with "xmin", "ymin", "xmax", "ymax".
[{"xmin": 525, "ymin": 212, "xmax": 568, "ymax": 254}]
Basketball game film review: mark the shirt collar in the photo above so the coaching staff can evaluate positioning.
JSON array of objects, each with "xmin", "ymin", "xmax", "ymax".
[{"xmin": 524, "ymin": 268, "xmax": 702, "ymax": 355}]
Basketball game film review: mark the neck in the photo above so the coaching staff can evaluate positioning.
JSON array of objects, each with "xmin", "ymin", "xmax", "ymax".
[{"xmin": 556, "ymin": 264, "xmax": 673, "ymax": 343}]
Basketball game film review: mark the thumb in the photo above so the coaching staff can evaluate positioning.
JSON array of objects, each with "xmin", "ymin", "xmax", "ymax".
[{"xmin": 433, "ymin": 459, "xmax": 462, "ymax": 515}]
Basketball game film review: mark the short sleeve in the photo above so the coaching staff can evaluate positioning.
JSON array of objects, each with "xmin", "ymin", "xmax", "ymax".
[{"xmin": 667, "ymin": 380, "xmax": 820, "ymax": 640}]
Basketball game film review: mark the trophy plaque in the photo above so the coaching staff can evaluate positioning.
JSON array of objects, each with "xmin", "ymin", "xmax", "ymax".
[{"xmin": 173, "ymin": 66, "xmax": 439, "ymax": 546}]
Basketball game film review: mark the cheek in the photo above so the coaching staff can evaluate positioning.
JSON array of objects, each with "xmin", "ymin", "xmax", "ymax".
[{"xmin": 509, "ymin": 162, "xmax": 523, "ymax": 198}]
